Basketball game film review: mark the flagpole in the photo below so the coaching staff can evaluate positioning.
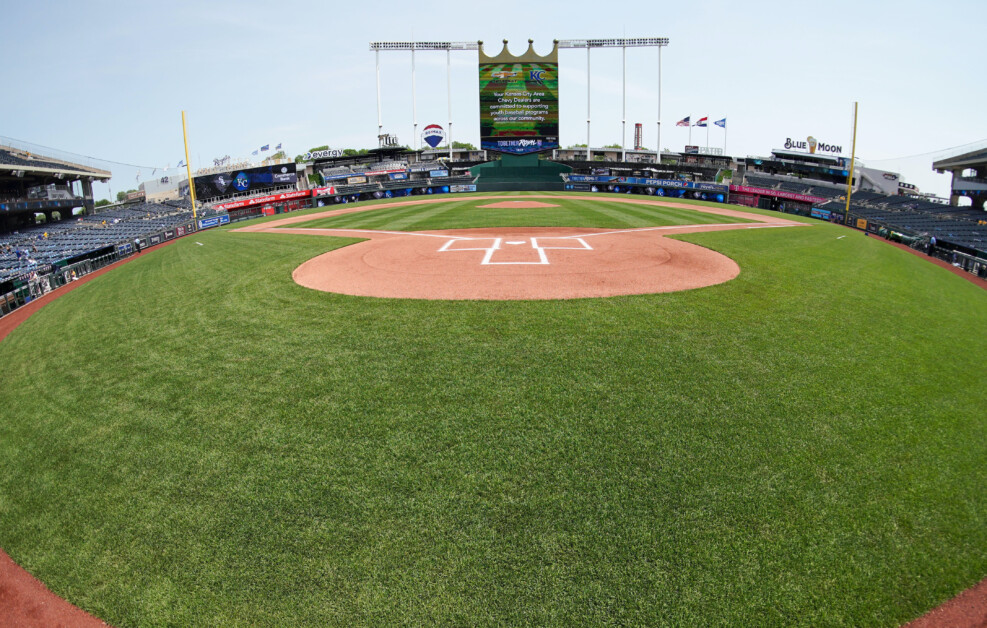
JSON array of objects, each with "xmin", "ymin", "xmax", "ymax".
[
  {"xmin": 182, "ymin": 110, "xmax": 198, "ymax": 221},
  {"xmin": 689, "ymin": 119, "xmax": 692, "ymax": 146},
  {"xmin": 706, "ymin": 123, "xmax": 709, "ymax": 152},
  {"xmin": 724, "ymin": 121, "xmax": 728, "ymax": 154}
]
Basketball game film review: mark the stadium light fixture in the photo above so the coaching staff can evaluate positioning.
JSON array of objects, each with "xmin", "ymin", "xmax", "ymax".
[
  {"xmin": 370, "ymin": 41, "xmax": 480, "ymax": 156},
  {"xmin": 558, "ymin": 38, "xmax": 669, "ymax": 162}
]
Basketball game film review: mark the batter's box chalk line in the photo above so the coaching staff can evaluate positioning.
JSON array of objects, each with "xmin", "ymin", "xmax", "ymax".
[{"xmin": 438, "ymin": 237, "xmax": 593, "ymax": 265}]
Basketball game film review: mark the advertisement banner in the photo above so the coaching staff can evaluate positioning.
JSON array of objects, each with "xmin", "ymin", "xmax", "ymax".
[
  {"xmin": 568, "ymin": 175, "xmax": 729, "ymax": 193},
  {"xmin": 422, "ymin": 124, "xmax": 445, "ymax": 149},
  {"xmin": 310, "ymin": 186, "xmax": 336, "ymax": 196},
  {"xmin": 479, "ymin": 43, "xmax": 559, "ymax": 155},
  {"xmin": 450, "ymin": 184, "xmax": 477, "ymax": 193},
  {"xmin": 305, "ymin": 149, "xmax": 344, "ymax": 160},
  {"xmin": 192, "ymin": 163, "xmax": 297, "ymax": 200},
  {"xmin": 346, "ymin": 176, "xmax": 367, "ymax": 185},
  {"xmin": 429, "ymin": 170, "xmax": 449, "ymax": 178},
  {"xmin": 323, "ymin": 171, "xmax": 360, "ymax": 181},
  {"xmin": 810, "ymin": 208, "xmax": 832, "ymax": 220},
  {"xmin": 856, "ymin": 218, "xmax": 868, "ymax": 230},
  {"xmin": 729, "ymin": 185, "xmax": 826, "ymax": 204},
  {"xmin": 212, "ymin": 190, "xmax": 309, "ymax": 211},
  {"xmin": 198, "ymin": 215, "xmax": 231, "ymax": 229}
]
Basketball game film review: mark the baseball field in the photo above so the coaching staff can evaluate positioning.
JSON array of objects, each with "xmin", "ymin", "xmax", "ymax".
[{"xmin": 0, "ymin": 192, "xmax": 984, "ymax": 626}]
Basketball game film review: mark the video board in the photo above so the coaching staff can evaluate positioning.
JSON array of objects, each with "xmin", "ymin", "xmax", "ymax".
[
  {"xmin": 479, "ymin": 41, "xmax": 559, "ymax": 155},
  {"xmin": 192, "ymin": 163, "xmax": 297, "ymax": 200}
]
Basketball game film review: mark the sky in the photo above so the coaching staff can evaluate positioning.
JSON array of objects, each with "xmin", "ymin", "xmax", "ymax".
[{"xmin": 2, "ymin": 0, "xmax": 985, "ymax": 201}]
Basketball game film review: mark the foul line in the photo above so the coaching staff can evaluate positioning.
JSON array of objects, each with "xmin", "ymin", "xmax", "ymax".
[
  {"xmin": 556, "ymin": 222, "xmax": 804, "ymax": 239},
  {"xmin": 264, "ymin": 220, "xmax": 806, "ymax": 242}
]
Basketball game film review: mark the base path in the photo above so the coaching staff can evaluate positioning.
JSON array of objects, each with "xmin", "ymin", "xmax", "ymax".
[{"xmin": 236, "ymin": 196, "xmax": 803, "ymax": 300}]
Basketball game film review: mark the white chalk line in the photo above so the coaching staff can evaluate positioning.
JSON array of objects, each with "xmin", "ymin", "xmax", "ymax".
[
  {"xmin": 271, "ymin": 220, "xmax": 803, "ymax": 242},
  {"xmin": 439, "ymin": 237, "xmax": 595, "ymax": 266}
]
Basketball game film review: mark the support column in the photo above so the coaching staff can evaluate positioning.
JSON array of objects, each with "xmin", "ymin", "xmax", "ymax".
[
  {"xmin": 81, "ymin": 178, "xmax": 95, "ymax": 214},
  {"xmin": 411, "ymin": 44, "xmax": 418, "ymax": 151},
  {"xmin": 621, "ymin": 43, "xmax": 626, "ymax": 162},
  {"xmin": 375, "ymin": 49, "xmax": 383, "ymax": 139},
  {"xmin": 949, "ymin": 169, "xmax": 961, "ymax": 206},
  {"xmin": 586, "ymin": 46, "xmax": 591, "ymax": 162}
]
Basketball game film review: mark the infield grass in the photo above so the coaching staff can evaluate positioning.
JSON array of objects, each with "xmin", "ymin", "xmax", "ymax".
[
  {"xmin": 290, "ymin": 194, "xmax": 753, "ymax": 231},
  {"xmin": 0, "ymin": 194, "xmax": 984, "ymax": 626}
]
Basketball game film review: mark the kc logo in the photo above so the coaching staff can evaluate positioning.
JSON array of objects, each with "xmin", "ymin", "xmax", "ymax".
[{"xmin": 438, "ymin": 237, "xmax": 592, "ymax": 265}]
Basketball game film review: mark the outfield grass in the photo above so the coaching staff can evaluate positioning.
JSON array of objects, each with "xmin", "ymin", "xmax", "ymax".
[{"xmin": 0, "ymin": 194, "xmax": 984, "ymax": 626}]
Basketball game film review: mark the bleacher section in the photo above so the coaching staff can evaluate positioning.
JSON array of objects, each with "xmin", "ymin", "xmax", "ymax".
[
  {"xmin": 0, "ymin": 147, "xmax": 79, "ymax": 172},
  {"xmin": 807, "ymin": 186, "xmax": 844, "ymax": 199},
  {"xmin": 744, "ymin": 175, "xmax": 779, "ymax": 189},
  {"xmin": 0, "ymin": 202, "xmax": 214, "ymax": 280}
]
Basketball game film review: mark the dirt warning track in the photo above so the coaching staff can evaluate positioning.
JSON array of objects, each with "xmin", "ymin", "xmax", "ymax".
[{"xmin": 234, "ymin": 196, "xmax": 805, "ymax": 300}]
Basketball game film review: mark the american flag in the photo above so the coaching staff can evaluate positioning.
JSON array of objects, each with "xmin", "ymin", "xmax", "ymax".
[{"xmin": 676, "ymin": 116, "xmax": 690, "ymax": 127}]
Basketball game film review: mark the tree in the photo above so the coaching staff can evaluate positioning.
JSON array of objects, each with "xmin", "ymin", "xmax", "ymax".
[
  {"xmin": 566, "ymin": 143, "xmax": 588, "ymax": 149},
  {"xmin": 95, "ymin": 199, "xmax": 111, "ymax": 207},
  {"xmin": 603, "ymin": 143, "xmax": 622, "ymax": 149},
  {"xmin": 452, "ymin": 141, "xmax": 477, "ymax": 150}
]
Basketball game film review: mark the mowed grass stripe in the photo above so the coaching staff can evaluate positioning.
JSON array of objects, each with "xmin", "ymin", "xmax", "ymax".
[
  {"xmin": 573, "ymin": 199, "xmax": 736, "ymax": 228},
  {"xmin": 321, "ymin": 199, "xmax": 452, "ymax": 230},
  {"xmin": 294, "ymin": 196, "xmax": 752, "ymax": 231},
  {"xmin": 382, "ymin": 199, "xmax": 475, "ymax": 230}
]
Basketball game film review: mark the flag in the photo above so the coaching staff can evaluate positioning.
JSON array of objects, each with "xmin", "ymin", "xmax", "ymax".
[
  {"xmin": 261, "ymin": 144, "xmax": 269, "ymax": 152},
  {"xmin": 177, "ymin": 160, "xmax": 185, "ymax": 168},
  {"xmin": 695, "ymin": 117, "xmax": 708, "ymax": 127},
  {"xmin": 252, "ymin": 150, "xmax": 259, "ymax": 156},
  {"xmin": 715, "ymin": 118, "xmax": 727, "ymax": 128},
  {"xmin": 275, "ymin": 142, "xmax": 282, "ymax": 150},
  {"xmin": 676, "ymin": 116, "xmax": 690, "ymax": 127}
]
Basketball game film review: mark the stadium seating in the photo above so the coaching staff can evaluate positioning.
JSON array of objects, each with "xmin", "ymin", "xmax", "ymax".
[
  {"xmin": 744, "ymin": 175, "xmax": 779, "ymax": 189},
  {"xmin": 0, "ymin": 147, "xmax": 73, "ymax": 171},
  {"xmin": 0, "ymin": 202, "xmax": 202, "ymax": 281}
]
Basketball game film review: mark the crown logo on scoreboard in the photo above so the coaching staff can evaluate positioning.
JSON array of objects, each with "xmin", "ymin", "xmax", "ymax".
[{"xmin": 478, "ymin": 38, "xmax": 559, "ymax": 64}]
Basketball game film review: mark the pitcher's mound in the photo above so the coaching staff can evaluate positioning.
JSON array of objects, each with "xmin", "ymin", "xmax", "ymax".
[{"xmin": 478, "ymin": 201, "xmax": 560, "ymax": 209}]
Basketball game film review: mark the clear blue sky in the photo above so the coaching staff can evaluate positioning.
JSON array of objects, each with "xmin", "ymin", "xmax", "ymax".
[{"xmin": 2, "ymin": 0, "xmax": 984, "ymax": 200}]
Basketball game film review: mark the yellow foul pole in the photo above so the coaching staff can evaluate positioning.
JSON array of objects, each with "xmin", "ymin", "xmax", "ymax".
[
  {"xmin": 844, "ymin": 102, "xmax": 858, "ymax": 223},
  {"xmin": 182, "ymin": 111, "xmax": 198, "ymax": 220}
]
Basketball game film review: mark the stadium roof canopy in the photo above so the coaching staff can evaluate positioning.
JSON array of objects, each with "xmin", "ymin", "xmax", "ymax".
[
  {"xmin": 932, "ymin": 147, "xmax": 987, "ymax": 173},
  {"xmin": 0, "ymin": 144, "xmax": 111, "ymax": 181}
]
